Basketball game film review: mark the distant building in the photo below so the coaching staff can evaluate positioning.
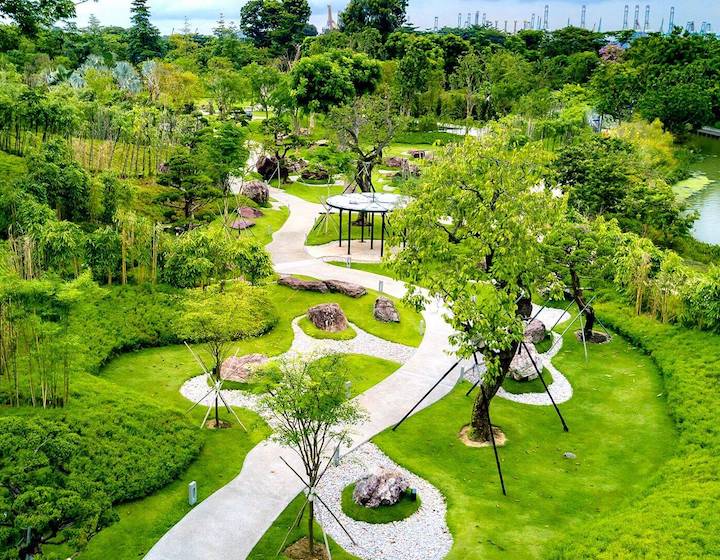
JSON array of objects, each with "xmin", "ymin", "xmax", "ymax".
[{"xmin": 323, "ymin": 4, "xmax": 338, "ymax": 33}]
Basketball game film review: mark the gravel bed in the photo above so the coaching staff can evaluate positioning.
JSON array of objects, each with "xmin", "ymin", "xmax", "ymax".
[
  {"xmin": 314, "ymin": 442, "xmax": 452, "ymax": 560},
  {"xmin": 464, "ymin": 333, "xmax": 573, "ymax": 406}
]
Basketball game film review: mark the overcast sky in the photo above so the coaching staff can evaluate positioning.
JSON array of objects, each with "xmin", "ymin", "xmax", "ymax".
[{"xmin": 72, "ymin": 1, "xmax": 718, "ymax": 35}]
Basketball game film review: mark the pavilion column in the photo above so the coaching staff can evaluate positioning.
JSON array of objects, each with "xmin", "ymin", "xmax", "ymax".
[
  {"xmin": 347, "ymin": 210, "xmax": 352, "ymax": 256},
  {"xmin": 371, "ymin": 213, "xmax": 375, "ymax": 250},
  {"xmin": 380, "ymin": 214, "xmax": 386, "ymax": 257},
  {"xmin": 338, "ymin": 209, "xmax": 343, "ymax": 247}
]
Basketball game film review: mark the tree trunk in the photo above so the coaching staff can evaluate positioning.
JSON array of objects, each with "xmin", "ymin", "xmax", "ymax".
[
  {"xmin": 356, "ymin": 158, "xmax": 374, "ymax": 192},
  {"xmin": 470, "ymin": 343, "xmax": 518, "ymax": 441},
  {"xmin": 570, "ymin": 268, "xmax": 594, "ymax": 337},
  {"xmin": 307, "ymin": 499, "xmax": 315, "ymax": 556}
]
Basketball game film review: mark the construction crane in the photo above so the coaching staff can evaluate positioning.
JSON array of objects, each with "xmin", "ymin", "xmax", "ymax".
[
  {"xmin": 581, "ymin": 5, "xmax": 586, "ymax": 28},
  {"xmin": 623, "ymin": 4, "xmax": 629, "ymax": 30},
  {"xmin": 633, "ymin": 4, "xmax": 640, "ymax": 30},
  {"xmin": 643, "ymin": 4, "xmax": 650, "ymax": 32},
  {"xmin": 543, "ymin": 4, "xmax": 549, "ymax": 30},
  {"xmin": 668, "ymin": 6, "xmax": 675, "ymax": 33}
]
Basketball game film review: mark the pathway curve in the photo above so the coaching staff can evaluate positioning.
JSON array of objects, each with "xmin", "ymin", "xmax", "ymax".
[{"xmin": 145, "ymin": 188, "xmax": 571, "ymax": 560}]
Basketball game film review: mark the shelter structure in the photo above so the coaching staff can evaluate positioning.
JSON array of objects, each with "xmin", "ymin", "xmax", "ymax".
[{"xmin": 325, "ymin": 192, "xmax": 410, "ymax": 257}]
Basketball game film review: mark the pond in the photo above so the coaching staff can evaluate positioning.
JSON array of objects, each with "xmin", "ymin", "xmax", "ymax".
[{"xmin": 674, "ymin": 136, "xmax": 720, "ymax": 245}]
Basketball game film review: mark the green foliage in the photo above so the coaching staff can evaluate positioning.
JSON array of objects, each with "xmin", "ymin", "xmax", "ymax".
[
  {"xmin": 553, "ymin": 300, "xmax": 720, "ymax": 558},
  {"xmin": 340, "ymin": 483, "xmax": 420, "ymax": 523},
  {"xmin": 156, "ymin": 147, "xmax": 217, "ymax": 220},
  {"xmin": 340, "ymin": 0, "xmax": 408, "ymax": 38},
  {"xmin": 240, "ymin": 0, "xmax": 311, "ymax": 55},
  {"xmin": 0, "ymin": 0, "xmax": 76, "ymax": 35},
  {"xmin": 127, "ymin": 0, "xmax": 163, "ymax": 63},
  {"xmin": 160, "ymin": 228, "xmax": 272, "ymax": 288}
]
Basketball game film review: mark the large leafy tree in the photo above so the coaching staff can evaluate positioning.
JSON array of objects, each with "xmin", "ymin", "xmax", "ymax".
[
  {"xmin": 340, "ymin": 0, "xmax": 408, "ymax": 38},
  {"xmin": 0, "ymin": 0, "xmax": 82, "ymax": 35},
  {"xmin": 240, "ymin": 0, "xmax": 311, "ymax": 56},
  {"xmin": 389, "ymin": 126, "xmax": 563, "ymax": 440},
  {"xmin": 127, "ymin": 0, "xmax": 163, "ymax": 63},
  {"xmin": 450, "ymin": 50, "xmax": 484, "ymax": 121}
]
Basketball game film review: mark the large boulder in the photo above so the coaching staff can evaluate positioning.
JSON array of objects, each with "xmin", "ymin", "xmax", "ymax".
[
  {"xmin": 287, "ymin": 158, "xmax": 308, "ymax": 173},
  {"xmin": 221, "ymin": 354, "xmax": 268, "ymax": 382},
  {"xmin": 509, "ymin": 343, "xmax": 543, "ymax": 381},
  {"xmin": 238, "ymin": 206, "xmax": 264, "ymax": 219},
  {"xmin": 324, "ymin": 279, "xmax": 366, "ymax": 298},
  {"xmin": 374, "ymin": 297, "xmax": 400, "ymax": 323},
  {"xmin": 524, "ymin": 319, "xmax": 547, "ymax": 344},
  {"xmin": 239, "ymin": 180, "xmax": 269, "ymax": 205},
  {"xmin": 353, "ymin": 468, "xmax": 410, "ymax": 508},
  {"xmin": 300, "ymin": 167, "xmax": 330, "ymax": 181},
  {"xmin": 307, "ymin": 303, "xmax": 348, "ymax": 332},
  {"xmin": 385, "ymin": 156, "xmax": 407, "ymax": 168},
  {"xmin": 256, "ymin": 155, "xmax": 288, "ymax": 182},
  {"xmin": 278, "ymin": 276, "xmax": 328, "ymax": 293},
  {"xmin": 230, "ymin": 219, "xmax": 255, "ymax": 230}
]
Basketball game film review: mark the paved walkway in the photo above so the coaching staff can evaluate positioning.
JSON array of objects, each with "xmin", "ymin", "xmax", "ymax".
[{"xmin": 145, "ymin": 188, "xmax": 571, "ymax": 560}]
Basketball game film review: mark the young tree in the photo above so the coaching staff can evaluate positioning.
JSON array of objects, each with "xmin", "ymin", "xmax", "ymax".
[
  {"xmin": 0, "ymin": 0, "xmax": 81, "ymax": 35},
  {"xmin": 242, "ymin": 62, "xmax": 282, "ymax": 118},
  {"xmin": 156, "ymin": 148, "xmax": 218, "ymax": 220},
  {"xmin": 176, "ymin": 284, "xmax": 276, "ymax": 427},
  {"xmin": 541, "ymin": 213, "xmax": 621, "ymax": 339},
  {"xmin": 127, "ymin": 0, "xmax": 163, "ymax": 63},
  {"xmin": 85, "ymin": 226, "xmax": 121, "ymax": 284},
  {"xmin": 389, "ymin": 126, "xmax": 563, "ymax": 441},
  {"xmin": 262, "ymin": 354, "xmax": 364, "ymax": 556},
  {"xmin": 240, "ymin": 0, "xmax": 311, "ymax": 57},
  {"xmin": 330, "ymin": 94, "xmax": 403, "ymax": 192},
  {"xmin": 206, "ymin": 57, "xmax": 245, "ymax": 118},
  {"xmin": 198, "ymin": 122, "xmax": 249, "ymax": 195},
  {"xmin": 450, "ymin": 51, "xmax": 484, "ymax": 121}
]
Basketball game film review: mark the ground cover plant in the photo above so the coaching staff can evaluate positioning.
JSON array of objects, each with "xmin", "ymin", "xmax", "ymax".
[{"xmin": 373, "ymin": 326, "xmax": 674, "ymax": 559}]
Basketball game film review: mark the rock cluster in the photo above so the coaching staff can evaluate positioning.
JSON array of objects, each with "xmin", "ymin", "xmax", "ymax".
[
  {"xmin": 385, "ymin": 156, "xmax": 407, "ymax": 168},
  {"xmin": 374, "ymin": 297, "xmax": 400, "ymax": 323},
  {"xmin": 352, "ymin": 468, "xmax": 410, "ymax": 508},
  {"xmin": 278, "ymin": 276, "xmax": 367, "ymax": 298},
  {"xmin": 307, "ymin": 303, "xmax": 348, "ymax": 332},
  {"xmin": 230, "ymin": 219, "xmax": 255, "ymax": 230},
  {"xmin": 300, "ymin": 167, "xmax": 330, "ymax": 181},
  {"xmin": 220, "ymin": 354, "xmax": 268, "ymax": 382},
  {"xmin": 524, "ymin": 319, "xmax": 546, "ymax": 344},
  {"xmin": 255, "ymin": 155, "xmax": 288, "ymax": 182},
  {"xmin": 239, "ymin": 180, "xmax": 269, "ymax": 205},
  {"xmin": 508, "ymin": 343, "xmax": 543, "ymax": 381}
]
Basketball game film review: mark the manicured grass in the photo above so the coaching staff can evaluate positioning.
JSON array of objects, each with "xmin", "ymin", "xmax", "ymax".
[
  {"xmin": 502, "ymin": 368, "xmax": 554, "ymax": 395},
  {"xmin": 278, "ymin": 181, "xmax": 344, "ymax": 204},
  {"xmin": 328, "ymin": 260, "xmax": 398, "ymax": 278},
  {"xmin": 213, "ymin": 354, "xmax": 400, "ymax": 398},
  {"xmin": 534, "ymin": 333, "xmax": 554, "ymax": 354},
  {"xmin": 266, "ymin": 282, "xmax": 423, "ymax": 347},
  {"xmin": 341, "ymin": 483, "xmax": 421, "ymax": 523},
  {"xmin": 373, "ymin": 328, "xmax": 675, "ymax": 559},
  {"xmin": 248, "ymin": 494, "xmax": 360, "ymax": 560},
  {"xmin": 552, "ymin": 299, "xmax": 720, "ymax": 558},
  {"xmin": 306, "ymin": 213, "xmax": 389, "ymax": 246},
  {"xmin": 298, "ymin": 315, "xmax": 357, "ymax": 340}
]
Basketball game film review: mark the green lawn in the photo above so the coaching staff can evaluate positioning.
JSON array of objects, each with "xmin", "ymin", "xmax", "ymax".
[
  {"xmin": 266, "ymin": 282, "xmax": 423, "ymax": 347},
  {"xmin": 341, "ymin": 483, "xmax": 421, "ymax": 523},
  {"xmin": 373, "ymin": 328, "xmax": 675, "ymax": 560},
  {"xmin": 277, "ymin": 180, "xmax": 344, "ymax": 204},
  {"xmin": 306, "ymin": 213, "xmax": 390, "ymax": 246},
  {"xmin": 502, "ymin": 368, "xmax": 554, "ymax": 395},
  {"xmin": 327, "ymin": 260, "xmax": 397, "ymax": 278},
  {"xmin": 298, "ymin": 314, "xmax": 357, "ymax": 340},
  {"xmin": 248, "ymin": 494, "xmax": 360, "ymax": 560}
]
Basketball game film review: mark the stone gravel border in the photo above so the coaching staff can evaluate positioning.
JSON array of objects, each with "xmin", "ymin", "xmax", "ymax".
[{"xmin": 314, "ymin": 442, "xmax": 452, "ymax": 560}]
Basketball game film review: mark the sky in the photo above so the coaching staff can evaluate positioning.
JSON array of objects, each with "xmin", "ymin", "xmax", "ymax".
[{"xmin": 72, "ymin": 0, "xmax": 719, "ymax": 35}]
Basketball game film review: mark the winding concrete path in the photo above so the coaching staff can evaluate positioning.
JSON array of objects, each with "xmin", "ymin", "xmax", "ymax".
[{"xmin": 145, "ymin": 188, "xmax": 570, "ymax": 560}]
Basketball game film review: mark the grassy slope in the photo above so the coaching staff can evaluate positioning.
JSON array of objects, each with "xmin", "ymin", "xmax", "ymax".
[
  {"xmin": 74, "ymin": 343, "xmax": 270, "ymax": 560},
  {"xmin": 0, "ymin": 150, "xmax": 26, "ymax": 180},
  {"xmin": 373, "ymin": 328, "xmax": 675, "ymax": 559},
  {"xmin": 552, "ymin": 300, "xmax": 720, "ymax": 558}
]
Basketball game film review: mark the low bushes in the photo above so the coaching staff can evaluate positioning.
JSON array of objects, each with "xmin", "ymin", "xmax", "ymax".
[{"xmin": 553, "ymin": 299, "xmax": 720, "ymax": 558}]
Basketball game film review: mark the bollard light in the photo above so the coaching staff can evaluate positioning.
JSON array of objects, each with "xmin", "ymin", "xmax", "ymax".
[{"xmin": 188, "ymin": 481, "xmax": 198, "ymax": 506}]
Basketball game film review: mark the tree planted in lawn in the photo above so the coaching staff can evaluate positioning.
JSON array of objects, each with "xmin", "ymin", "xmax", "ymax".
[
  {"xmin": 389, "ymin": 127, "xmax": 563, "ymax": 441},
  {"xmin": 330, "ymin": 94, "xmax": 403, "ymax": 192},
  {"xmin": 262, "ymin": 354, "xmax": 364, "ymax": 556}
]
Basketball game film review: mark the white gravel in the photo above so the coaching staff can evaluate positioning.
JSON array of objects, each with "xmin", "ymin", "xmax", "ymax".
[
  {"xmin": 464, "ymin": 333, "xmax": 573, "ymax": 406},
  {"xmin": 314, "ymin": 442, "xmax": 452, "ymax": 560}
]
